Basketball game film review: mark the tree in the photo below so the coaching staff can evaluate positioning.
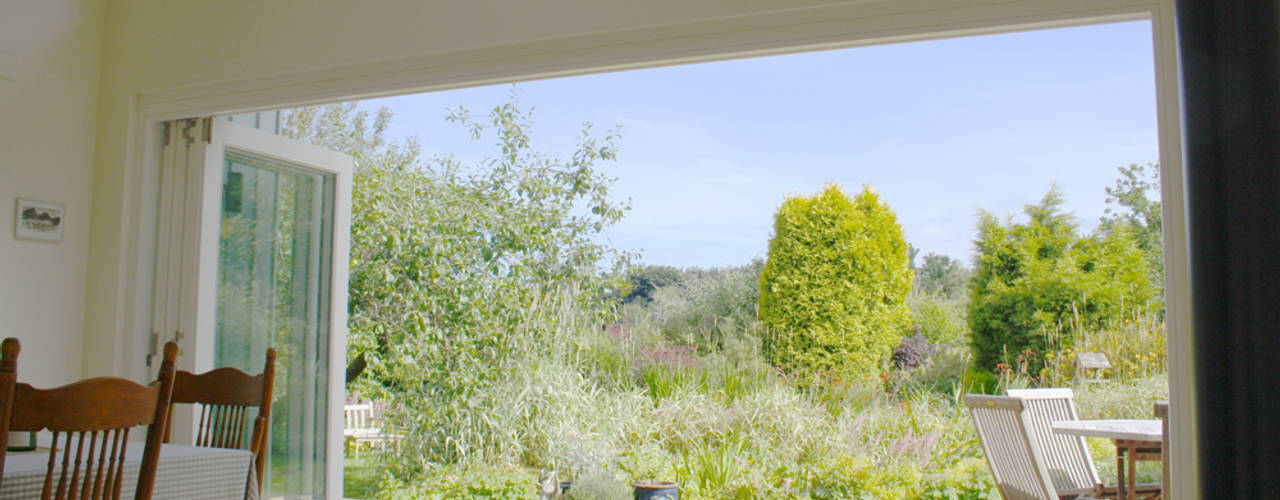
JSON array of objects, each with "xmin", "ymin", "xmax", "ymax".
[
  {"xmin": 1101, "ymin": 162, "xmax": 1163, "ymax": 291},
  {"xmin": 913, "ymin": 252, "xmax": 972, "ymax": 301},
  {"xmin": 280, "ymin": 97, "xmax": 631, "ymax": 387},
  {"xmin": 623, "ymin": 264, "xmax": 682, "ymax": 304},
  {"xmin": 758, "ymin": 184, "xmax": 913, "ymax": 379},
  {"xmin": 968, "ymin": 187, "xmax": 1158, "ymax": 372}
]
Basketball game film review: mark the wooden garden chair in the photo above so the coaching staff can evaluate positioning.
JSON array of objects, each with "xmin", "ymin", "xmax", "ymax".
[
  {"xmin": 0, "ymin": 338, "xmax": 180, "ymax": 500},
  {"xmin": 163, "ymin": 348, "xmax": 276, "ymax": 494},
  {"xmin": 1153, "ymin": 401, "xmax": 1169, "ymax": 499},
  {"xmin": 1007, "ymin": 388, "xmax": 1161, "ymax": 500},
  {"xmin": 965, "ymin": 393, "xmax": 1101, "ymax": 500}
]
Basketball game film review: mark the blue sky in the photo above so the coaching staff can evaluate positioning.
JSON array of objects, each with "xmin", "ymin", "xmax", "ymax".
[{"xmin": 358, "ymin": 20, "xmax": 1158, "ymax": 269}]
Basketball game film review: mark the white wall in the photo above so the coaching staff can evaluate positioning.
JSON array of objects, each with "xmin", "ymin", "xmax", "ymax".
[{"xmin": 0, "ymin": 0, "xmax": 105, "ymax": 387}]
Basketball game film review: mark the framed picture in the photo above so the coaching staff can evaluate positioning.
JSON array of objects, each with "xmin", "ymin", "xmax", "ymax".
[{"xmin": 14, "ymin": 198, "xmax": 64, "ymax": 242}]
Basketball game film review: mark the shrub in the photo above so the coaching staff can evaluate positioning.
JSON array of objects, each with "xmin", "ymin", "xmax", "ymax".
[
  {"xmin": 758, "ymin": 184, "xmax": 913, "ymax": 379},
  {"xmin": 968, "ymin": 188, "xmax": 1157, "ymax": 374},
  {"xmin": 646, "ymin": 261, "xmax": 764, "ymax": 350},
  {"xmin": 908, "ymin": 291, "xmax": 968, "ymax": 346},
  {"xmin": 624, "ymin": 265, "xmax": 683, "ymax": 304},
  {"xmin": 892, "ymin": 333, "xmax": 936, "ymax": 370}
]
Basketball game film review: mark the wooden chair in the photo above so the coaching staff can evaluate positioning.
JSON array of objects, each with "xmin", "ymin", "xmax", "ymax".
[
  {"xmin": 1007, "ymin": 388, "xmax": 1161, "ymax": 500},
  {"xmin": 0, "ymin": 338, "xmax": 180, "ymax": 500},
  {"xmin": 964, "ymin": 393, "xmax": 1101, "ymax": 500},
  {"xmin": 163, "ymin": 348, "xmax": 275, "ymax": 493}
]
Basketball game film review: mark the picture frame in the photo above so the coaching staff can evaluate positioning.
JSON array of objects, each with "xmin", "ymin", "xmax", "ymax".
[{"xmin": 14, "ymin": 198, "xmax": 64, "ymax": 242}]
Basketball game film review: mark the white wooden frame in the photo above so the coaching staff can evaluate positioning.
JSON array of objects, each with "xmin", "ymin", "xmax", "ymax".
[{"xmin": 112, "ymin": 1, "xmax": 1193, "ymax": 497}]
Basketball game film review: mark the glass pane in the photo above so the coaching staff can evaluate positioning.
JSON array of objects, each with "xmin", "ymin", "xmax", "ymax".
[{"xmin": 216, "ymin": 149, "xmax": 334, "ymax": 499}]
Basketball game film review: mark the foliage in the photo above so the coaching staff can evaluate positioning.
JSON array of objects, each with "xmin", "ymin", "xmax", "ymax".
[
  {"xmin": 645, "ymin": 260, "xmax": 764, "ymax": 350},
  {"xmin": 914, "ymin": 253, "xmax": 972, "ymax": 301},
  {"xmin": 1101, "ymin": 162, "xmax": 1163, "ymax": 292},
  {"xmin": 360, "ymin": 287, "xmax": 1162, "ymax": 499},
  {"xmin": 892, "ymin": 333, "xmax": 936, "ymax": 370},
  {"xmin": 566, "ymin": 468, "xmax": 630, "ymax": 499},
  {"xmin": 908, "ymin": 290, "xmax": 968, "ymax": 346},
  {"xmin": 1001, "ymin": 308, "xmax": 1166, "ymax": 387},
  {"xmin": 624, "ymin": 265, "xmax": 683, "ymax": 304},
  {"xmin": 967, "ymin": 187, "xmax": 1158, "ymax": 374},
  {"xmin": 371, "ymin": 464, "xmax": 535, "ymax": 499},
  {"xmin": 372, "ymin": 315, "xmax": 1003, "ymax": 498},
  {"xmin": 758, "ymin": 185, "xmax": 914, "ymax": 379},
  {"xmin": 300, "ymin": 96, "xmax": 1168, "ymax": 500},
  {"xmin": 285, "ymin": 97, "xmax": 634, "ymax": 388},
  {"xmin": 283, "ymin": 96, "xmax": 632, "ymax": 473}
]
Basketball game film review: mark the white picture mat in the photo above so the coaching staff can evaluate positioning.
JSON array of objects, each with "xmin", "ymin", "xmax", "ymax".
[{"xmin": 13, "ymin": 198, "xmax": 63, "ymax": 242}]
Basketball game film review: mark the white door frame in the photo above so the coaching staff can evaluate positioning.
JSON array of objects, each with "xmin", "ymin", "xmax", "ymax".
[{"xmin": 118, "ymin": 2, "xmax": 1193, "ymax": 498}]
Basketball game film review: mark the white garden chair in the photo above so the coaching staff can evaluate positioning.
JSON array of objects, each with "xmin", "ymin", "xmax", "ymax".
[
  {"xmin": 1006, "ymin": 388, "xmax": 1100, "ymax": 495},
  {"xmin": 344, "ymin": 403, "xmax": 400, "ymax": 459},
  {"xmin": 964, "ymin": 394, "xmax": 1099, "ymax": 500},
  {"xmin": 1007, "ymin": 388, "xmax": 1161, "ymax": 499}
]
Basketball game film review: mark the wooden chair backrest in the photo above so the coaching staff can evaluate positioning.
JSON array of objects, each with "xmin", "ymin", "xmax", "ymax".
[
  {"xmin": 0, "ymin": 338, "xmax": 179, "ymax": 500},
  {"xmin": 964, "ymin": 394, "xmax": 1058, "ymax": 500},
  {"xmin": 163, "ymin": 348, "xmax": 275, "ymax": 493},
  {"xmin": 1006, "ymin": 388, "xmax": 1102, "ymax": 492}
]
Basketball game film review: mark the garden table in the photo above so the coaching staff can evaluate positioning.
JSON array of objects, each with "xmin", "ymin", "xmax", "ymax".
[
  {"xmin": 1052, "ymin": 419, "xmax": 1162, "ymax": 500},
  {"xmin": 0, "ymin": 440, "xmax": 257, "ymax": 500}
]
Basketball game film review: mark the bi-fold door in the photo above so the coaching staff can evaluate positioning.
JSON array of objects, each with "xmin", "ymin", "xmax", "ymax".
[{"xmin": 150, "ymin": 118, "xmax": 351, "ymax": 499}]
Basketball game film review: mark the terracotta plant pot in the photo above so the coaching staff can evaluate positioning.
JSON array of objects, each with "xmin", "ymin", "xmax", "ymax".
[{"xmin": 632, "ymin": 480, "xmax": 678, "ymax": 500}]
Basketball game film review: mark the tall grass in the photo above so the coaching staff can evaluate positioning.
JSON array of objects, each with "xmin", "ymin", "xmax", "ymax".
[
  {"xmin": 1024, "ymin": 307, "xmax": 1166, "ymax": 386},
  {"xmin": 362, "ymin": 283, "xmax": 1165, "ymax": 499}
]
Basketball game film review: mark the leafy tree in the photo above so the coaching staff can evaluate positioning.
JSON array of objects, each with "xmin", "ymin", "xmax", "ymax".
[
  {"xmin": 758, "ymin": 184, "xmax": 913, "ymax": 378},
  {"xmin": 1101, "ymin": 162, "xmax": 1163, "ymax": 290},
  {"xmin": 280, "ymin": 98, "xmax": 630, "ymax": 388},
  {"xmin": 913, "ymin": 252, "xmax": 972, "ymax": 301},
  {"xmin": 968, "ymin": 187, "xmax": 1158, "ymax": 372},
  {"xmin": 623, "ymin": 264, "xmax": 682, "ymax": 304}
]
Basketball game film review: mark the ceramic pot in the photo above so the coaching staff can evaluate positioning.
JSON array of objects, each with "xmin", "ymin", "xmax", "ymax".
[{"xmin": 633, "ymin": 480, "xmax": 678, "ymax": 500}]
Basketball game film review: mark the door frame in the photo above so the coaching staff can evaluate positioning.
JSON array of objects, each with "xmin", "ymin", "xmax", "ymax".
[{"xmin": 116, "ymin": 2, "xmax": 1193, "ymax": 497}]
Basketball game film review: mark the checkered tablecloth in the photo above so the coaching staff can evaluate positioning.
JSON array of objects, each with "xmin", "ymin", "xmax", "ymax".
[{"xmin": 0, "ymin": 441, "xmax": 255, "ymax": 500}]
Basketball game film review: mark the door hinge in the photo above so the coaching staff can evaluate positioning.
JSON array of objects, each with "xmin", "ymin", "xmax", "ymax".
[
  {"xmin": 145, "ymin": 331, "xmax": 158, "ymax": 367},
  {"xmin": 181, "ymin": 118, "xmax": 199, "ymax": 145},
  {"xmin": 201, "ymin": 117, "xmax": 213, "ymax": 143}
]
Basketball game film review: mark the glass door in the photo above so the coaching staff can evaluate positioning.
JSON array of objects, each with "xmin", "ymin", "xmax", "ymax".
[
  {"xmin": 217, "ymin": 149, "xmax": 334, "ymax": 498},
  {"xmin": 151, "ymin": 118, "xmax": 351, "ymax": 499}
]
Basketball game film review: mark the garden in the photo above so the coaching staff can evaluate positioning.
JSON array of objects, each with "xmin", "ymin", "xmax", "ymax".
[{"xmin": 282, "ymin": 98, "xmax": 1168, "ymax": 499}]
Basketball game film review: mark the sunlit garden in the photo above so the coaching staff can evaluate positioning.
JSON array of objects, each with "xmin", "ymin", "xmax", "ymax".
[{"xmin": 293, "ymin": 95, "xmax": 1167, "ymax": 499}]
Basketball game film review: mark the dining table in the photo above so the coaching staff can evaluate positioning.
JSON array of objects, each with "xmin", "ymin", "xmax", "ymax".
[
  {"xmin": 0, "ymin": 439, "xmax": 257, "ymax": 500},
  {"xmin": 1052, "ymin": 419, "xmax": 1162, "ymax": 500}
]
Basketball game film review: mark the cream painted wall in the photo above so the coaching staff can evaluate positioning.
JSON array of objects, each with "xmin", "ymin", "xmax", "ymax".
[{"xmin": 0, "ymin": 0, "xmax": 105, "ymax": 387}]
